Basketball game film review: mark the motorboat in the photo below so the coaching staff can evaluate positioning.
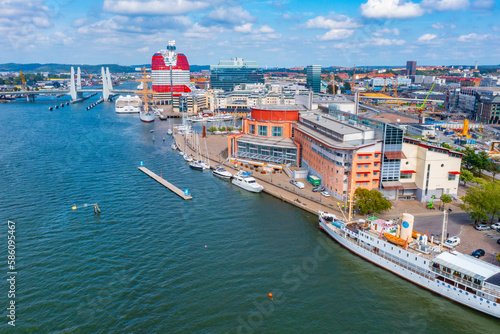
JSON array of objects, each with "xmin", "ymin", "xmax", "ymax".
[
  {"xmin": 231, "ymin": 171, "xmax": 264, "ymax": 193},
  {"xmin": 189, "ymin": 161, "xmax": 204, "ymax": 170},
  {"xmin": 213, "ymin": 166, "xmax": 232, "ymax": 179}
]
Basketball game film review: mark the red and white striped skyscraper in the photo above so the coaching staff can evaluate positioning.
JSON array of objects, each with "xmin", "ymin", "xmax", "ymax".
[{"xmin": 151, "ymin": 41, "xmax": 191, "ymax": 101}]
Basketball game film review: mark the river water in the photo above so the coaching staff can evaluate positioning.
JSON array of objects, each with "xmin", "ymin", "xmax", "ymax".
[{"xmin": 0, "ymin": 90, "xmax": 499, "ymax": 333}]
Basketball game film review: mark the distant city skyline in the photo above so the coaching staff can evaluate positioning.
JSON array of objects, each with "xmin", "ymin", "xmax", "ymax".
[{"xmin": 1, "ymin": 0, "xmax": 498, "ymax": 67}]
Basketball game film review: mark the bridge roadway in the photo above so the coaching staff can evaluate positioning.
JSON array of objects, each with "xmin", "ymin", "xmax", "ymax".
[{"xmin": 0, "ymin": 88, "xmax": 135, "ymax": 99}]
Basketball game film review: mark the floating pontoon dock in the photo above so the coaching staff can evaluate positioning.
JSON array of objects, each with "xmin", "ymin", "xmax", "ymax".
[{"xmin": 138, "ymin": 167, "xmax": 193, "ymax": 200}]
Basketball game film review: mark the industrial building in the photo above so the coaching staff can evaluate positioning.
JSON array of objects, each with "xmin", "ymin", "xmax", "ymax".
[{"xmin": 210, "ymin": 58, "xmax": 264, "ymax": 91}]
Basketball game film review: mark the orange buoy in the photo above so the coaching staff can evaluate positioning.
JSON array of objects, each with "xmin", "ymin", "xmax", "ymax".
[{"xmin": 268, "ymin": 293, "xmax": 273, "ymax": 299}]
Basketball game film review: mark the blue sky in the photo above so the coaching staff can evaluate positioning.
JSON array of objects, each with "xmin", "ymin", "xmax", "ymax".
[{"xmin": 1, "ymin": 0, "xmax": 498, "ymax": 67}]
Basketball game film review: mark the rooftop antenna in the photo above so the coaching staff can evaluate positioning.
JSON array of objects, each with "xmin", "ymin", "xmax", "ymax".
[{"xmin": 166, "ymin": 40, "xmax": 177, "ymax": 106}]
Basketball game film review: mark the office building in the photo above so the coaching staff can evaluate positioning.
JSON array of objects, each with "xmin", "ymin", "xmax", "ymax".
[
  {"xmin": 406, "ymin": 61, "xmax": 417, "ymax": 76},
  {"xmin": 151, "ymin": 41, "xmax": 191, "ymax": 101},
  {"xmin": 307, "ymin": 65, "xmax": 321, "ymax": 93},
  {"xmin": 210, "ymin": 58, "xmax": 264, "ymax": 91}
]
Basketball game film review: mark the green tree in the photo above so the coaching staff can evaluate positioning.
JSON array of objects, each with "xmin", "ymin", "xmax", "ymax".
[
  {"xmin": 461, "ymin": 182, "xmax": 500, "ymax": 223},
  {"xmin": 327, "ymin": 84, "xmax": 334, "ymax": 94},
  {"xmin": 334, "ymin": 75, "xmax": 341, "ymax": 82},
  {"xmin": 344, "ymin": 82, "xmax": 351, "ymax": 92},
  {"xmin": 440, "ymin": 193, "xmax": 452, "ymax": 210},
  {"xmin": 473, "ymin": 177, "xmax": 487, "ymax": 186},
  {"xmin": 486, "ymin": 160, "xmax": 500, "ymax": 180},
  {"xmin": 461, "ymin": 147, "xmax": 488, "ymax": 172},
  {"xmin": 207, "ymin": 126, "xmax": 217, "ymax": 132},
  {"xmin": 441, "ymin": 143, "xmax": 452, "ymax": 149},
  {"xmin": 354, "ymin": 188, "xmax": 392, "ymax": 215},
  {"xmin": 334, "ymin": 85, "xmax": 339, "ymax": 94},
  {"xmin": 460, "ymin": 169, "xmax": 474, "ymax": 186}
]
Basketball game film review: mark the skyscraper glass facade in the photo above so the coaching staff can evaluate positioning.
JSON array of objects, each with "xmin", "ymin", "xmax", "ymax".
[
  {"xmin": 406, "ymin": 61, "xmax": 417, "ymax": 76},
  {"xmin": 210, "ymin": 58, "xmax": 264, "ymax": 91},
  {"xmin": 307, "ymin": 65, "xmax": 321, "ymax": 93}
]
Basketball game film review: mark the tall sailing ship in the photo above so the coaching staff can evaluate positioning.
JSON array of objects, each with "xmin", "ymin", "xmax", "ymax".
[
  {"xmin": 135, "ymin": 67, "xmax": 155, "ymax": 123},
  {"xmin": 318, "ymin": 196, "xmax": 500, "ymax": 319}
]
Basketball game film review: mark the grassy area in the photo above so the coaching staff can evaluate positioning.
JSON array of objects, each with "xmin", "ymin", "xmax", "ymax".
[{"xmin": 473, "ymin": 171, "xmax": 500, "ymax": 184}]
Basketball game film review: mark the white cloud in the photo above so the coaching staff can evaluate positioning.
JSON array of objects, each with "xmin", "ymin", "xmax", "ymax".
[
  {"xmin": 421, "ymin": 0, "xmax": 469, "ymax": 11},
  {"xmin": 73, "ymin": 18, "xmax": 88, "ymax": 27},
  {"xmin": 471, "ymin": 0, "xmax": 495, "ymax": 9},
  {"xmin": 457, "ymin": 33, "xmax": 490, "ymax": 41},
  {"xmin": 318, "ymin": 29, "xmax": 355, "ymax": 41},
  {"xmin": 137, "ymin": 46, "xmax": 149, "ymax": 52},
  {"xmin": 103, "ymin": 0, "xmax": 210, "ymax": 15},
  {"xmin": 184, "ymin": 23, "xmax": 223, "ymax": 39},
  {"xmin": 372, "ymin": 28, "xmax": 400, "ymax": 36},
  {"xmin": 304, "ymin": 15, "xmax": 361, "ymax": 29},
  {"xmin": 32, "ymin": 16, "xmax": 51, "ymax": 28},
  {"xmin": 259, "ymin": 25, "xmax": 275, "ymax": 33},
  {"xmin": 367, "ymin": 37, "xmax": 406, "ymax": 45},
  {"xmin": 203, "ymin": 6, "xmax": 255, "ymax": 26},
  {"xmin": 431, "ymin": 22, "xmax": 456, "ymax": 29},
  {"xmin": 234, "ymin": 23, "xmax": 253, "ymax": 33},
  {"xmin": 360, "ymin": 0, "xmax": 424, "ymax": 19},
  {"xmin": 418, "ymin": 33, "xmax": 438, "ymax": 42}
]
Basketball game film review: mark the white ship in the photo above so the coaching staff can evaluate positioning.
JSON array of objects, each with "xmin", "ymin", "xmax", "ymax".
[
  {"xmin": 231, "ymin": 171, "xmax": 264, "ymax": 193},
  {"xmin": 318, "ymin": 210, "xmax": 500, "ymax": 319},
  {"xmin": 115, "ymin": 95, "xmax": 141, "ymax": 114},
  {"xmin": 139, "ymin": 106, "xmax": 155, "ymax": 123}
]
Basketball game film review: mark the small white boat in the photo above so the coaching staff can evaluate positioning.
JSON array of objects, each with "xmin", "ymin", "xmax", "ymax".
[
  {"xmin": 213, "ymin": 166, "xmax": 232, "ymax": 179},
  {"xmin": 178, "ymin": 150, "xmax": 184, "ymax": 156},
  {"xmin": 171, "ymin": 143, "xmax": 177, "ymax": 150},
  {"xmin": 184, "ymin": 154, "xmax": 194, "ymax": 162},
  {"xmin": 231, "ymin": 171, "xmax": 264, "ymax": 193},
  {"xmin": 198, "ymin": 161, "xmax": 210, "ymax": 170},
  {"xmin": 189, "ymin": 161, "xmax": 204, "ymax": 170},
  {"xmin": 167, "ymin": 129, "xmax": 173, "ymax": 135}
]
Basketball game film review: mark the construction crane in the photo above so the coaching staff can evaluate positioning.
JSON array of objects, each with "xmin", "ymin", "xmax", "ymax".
[
  {"xmin": 351, "ymin": 64, "xmax": 356, "ymax": 95},
  {"xmin": 393, "ymin": 76, "xmax": 400, "ymax": 105},
  {"xmin": 82, "ymin": 69, "xmax": 93, "ymax": 86},
  {"xmin": 19, "ymin": 71, "xmax": 27, "ymax": 90},
  {"xmin": 418, "ymin": 82, "xmax": 436, "ymax": 112}
]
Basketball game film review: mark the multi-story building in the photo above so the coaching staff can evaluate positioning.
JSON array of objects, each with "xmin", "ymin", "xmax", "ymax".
[
  {"xmin": 210, "ymin": 58, "xmax": 264, "ymax": 91},
  {"xmin": 306, "ymin": 65, "xmax": 321, "ymax": 93},
  {"xmin": 227, "ymin": 105, "xmax": 300, "ymax": 165},
  {"xmin": 400, "ymin": 138, "xmax": 462, "ymax": 201},
  {"xmin": 294, "ymin": 113, "xmax": 385, "ymax": 200},
  {"xmin": 475, "ymin": 92, "xmax": 500, "ymax": 124},
  {"xmin": 406, "ymin": 61, "xmax": 417, "ymax": 76},
  {"xmin": 151, "ymin": 41, "xmax": 191, "ymax": 101}
]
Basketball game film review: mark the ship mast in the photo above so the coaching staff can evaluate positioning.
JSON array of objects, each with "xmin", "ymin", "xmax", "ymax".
[
  {"xmin": 135, "ymin": 67, "xmax": 154, "ymax": 112},
  {"xmin": 347, "ymin": 187, "xmax": 355, "ymax": 223}
]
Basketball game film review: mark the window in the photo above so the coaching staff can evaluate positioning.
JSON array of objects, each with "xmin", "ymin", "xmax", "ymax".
[
  {"xmin": 374, "ymin": 163, "xmax": 378, "ymax": 167},
  {"xmin": 363, "ymin": 182, "xmax": 367, "ymax": 186},
  {"xmin": 358, "ymin": 156, "xmax": 362, "ymax": 160},
  {"xmin": 400, "ymin": 173, "xmax": 412, "ymax": 179},
  {"xmin": 250, "ymin": 124, "xmax": 255, "ymax": 134},
  {"xmin": 374, "ymin": 172, "xmax": 378, "ymax": 176},
  {"xmin": 375, "ymin": 154, "xmax": 379, "ymax": 158},
  {"xmin": 365, "ymin": 156, "xmax": 369, "ymax": 159},
  {"xmin": 365, "ymin": 164, "xmax": 368, "ymax": 168},
  {"xmin": 448, "ymin": 174, "xmax": 456, "ymax": 181},
  {"xmin": 258, "ymin": 125, "xmax": 267, "ymax": 136},
  {"xmin": 272, "ymin": 126, "xmax": 283, "ymax": 137},
  {"xmin": 364, "ymin": 173, "xmax": 368, "ymax": 177}
]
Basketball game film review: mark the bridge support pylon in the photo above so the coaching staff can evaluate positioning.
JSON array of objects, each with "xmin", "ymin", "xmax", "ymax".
[{"xmin": 102, "ymin": 67, "xmax": 114, "ymax": 101}]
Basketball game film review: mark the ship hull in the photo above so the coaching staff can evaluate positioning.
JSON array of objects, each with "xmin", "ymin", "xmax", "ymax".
[
  {"xmin": 319, "ymin": 218, "xmax": 500, "ymax": 319},
  {"xmin": 140, "ymin": 111, "xmax": 155, "ymax": 123}
]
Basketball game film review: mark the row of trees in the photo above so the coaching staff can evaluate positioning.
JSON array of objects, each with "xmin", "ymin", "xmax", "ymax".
[
  {"xmin": 461, "ymin": 147, "xmax": 500, "ymax": 179},
  {"xmin": 461, "ymin": 182, "xmax": 500, "ymax": 224}
]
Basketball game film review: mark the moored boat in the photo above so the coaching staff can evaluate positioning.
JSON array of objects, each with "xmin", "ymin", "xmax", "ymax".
[
  {"xmin": 318, "ymin": 210, "xmax": 500, "ymax": 319},
  {"xmin": 213, "ymin": 166, "xmax": 232, "ymax": 179},
  {"xmin": 231, "ymin": 171, "xmax": 264, "ymax": 193}
]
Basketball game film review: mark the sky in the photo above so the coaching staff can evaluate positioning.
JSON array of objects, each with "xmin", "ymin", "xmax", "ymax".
[{"xmin": 0, "ymin": 0, "xmax": 499, "ymax": 68}]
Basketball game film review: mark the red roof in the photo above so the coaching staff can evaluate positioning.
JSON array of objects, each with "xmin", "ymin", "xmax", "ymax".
[
  {"xmin": 401, "ymin": 170, "xmax": 416, "ymax": 174},
  {"xmin": 449, "ymin": 171, "xmax": 461, "ymax": 175}
]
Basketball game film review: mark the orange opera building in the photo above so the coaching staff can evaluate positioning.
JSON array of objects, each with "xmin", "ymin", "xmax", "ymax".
[{"xmin": 228, "ymin": 106, "xmax": 301, "ymax": 165}]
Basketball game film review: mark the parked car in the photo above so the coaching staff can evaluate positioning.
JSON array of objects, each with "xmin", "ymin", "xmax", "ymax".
[
  {"xmin": 312, "ymin": 185, "xmax": 326, "ymax": 192},
  {"xmin": 289, "ymin": 179, "xmax": 297, "ymax": 185},
  {"xmin": 491, "ymin": 223, "xmax": 500, "ymax": 230},
  {"xmin": 471, "ymin": 249, "xmax": 485, "ymax": 258},
  {"xmin": 294, "ymin": 181, "xmax": 305, "ymax": 189},
  {"xmin": 474, "ymin": 224, "xmax": 491, "ymax": 231},
  {"xmin": 444, "ymin": 236, "xmax": 460, "ymax": 248},
  {"xmin": 321, "ymin": 191, "xmax": 331, "ymax": 197}
]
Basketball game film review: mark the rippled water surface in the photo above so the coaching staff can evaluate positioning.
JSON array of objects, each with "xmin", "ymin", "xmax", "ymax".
[{"xmin": 0, "ymin": 93, "xmax": 499, "ymax": 333}]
